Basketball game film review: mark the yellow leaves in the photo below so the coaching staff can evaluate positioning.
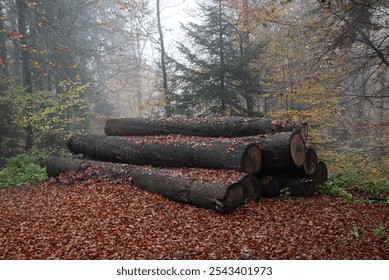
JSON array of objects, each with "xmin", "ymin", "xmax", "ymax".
[{"xmin": 9, "ymin": 77, "xmax": 89, "ymax": 146}]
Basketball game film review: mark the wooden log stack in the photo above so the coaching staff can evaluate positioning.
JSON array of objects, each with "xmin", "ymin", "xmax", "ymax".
[{"xmin": 46, "ymin": 117, "xmax": 328, "ymax": 213}]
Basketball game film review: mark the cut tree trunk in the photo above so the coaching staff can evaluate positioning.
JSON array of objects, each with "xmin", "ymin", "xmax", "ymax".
[
  {"xmin": 309, "ymin": 161, "xmax": 328, "ymax": 186},
  {"xmin": 258, "ymin": 176, "xmax": 281, "ymax": 197},
  {"xmin": 105, "ymin": 117, "xmax": 308, "ymax": 140},
  {"xmin": 66, "ymin": 134, "xmax": 262, "ymax": 175},
  {"xmin": 45, "ymin": 157, "xmax": 246, "ymax": 213},
  {"xmin": 295, "ymin": 122, "xmax": 308, "ymax": 144},
  {"xmin": 303, "ymin": 148, "xmax": 318, "ymax": 176},
  {"xmin": 239, "ymin": 132, "xmax": 306, "ymax": 171},
  {"xmin": 277, "ymin": 177, "xmax": 316, "ymax": 198},
  {"xmin": 46, "ymin": 157, "xmax": 93, "ymax": 177},
  {"xmin": 240, "ymin": 175, "xmax": 262, "ymax": 202},
  {"xmin": 254, "ymin": 147, "xmax": 316, "ymax": 177}
]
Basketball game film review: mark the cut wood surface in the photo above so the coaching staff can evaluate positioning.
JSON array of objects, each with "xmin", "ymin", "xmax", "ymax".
[
  {"xmin": 105, "ymin": 117, "xmax": 308, "ymax": 140},
  {"xmin": 240, "ymin": 175, "xmax": 262, "ymax": 202},
  {"xmin": 303, "ymin": 148, "xmax": 318, "ymax": 176},
  {"xmin": 46, "ymin": 157, "xmax": 248, "ymax": 213},
  {"xmin": 67, "ymin": 134, "xmax": 262, "ymax": 174},
  {"xmin": 309, "ymin": 160, "xmax": 328, "ymax": 186},
  {"xmin": 239, "ymin": 132, "xmax": 306, "ymax": 170},
  {"xmin": 258, "ymin": 176, "xmax": 281, "ymax": 197}
]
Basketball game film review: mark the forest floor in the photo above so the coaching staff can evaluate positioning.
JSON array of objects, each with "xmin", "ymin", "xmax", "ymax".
[{"xmin": 0, "ymin": 174, "xmax": 388, "ymax": 260}]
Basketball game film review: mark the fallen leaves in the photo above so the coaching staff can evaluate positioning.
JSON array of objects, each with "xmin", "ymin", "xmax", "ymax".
[{"xmin": 0, "ymin": 178, "xmax": 388, "ymax": 260}]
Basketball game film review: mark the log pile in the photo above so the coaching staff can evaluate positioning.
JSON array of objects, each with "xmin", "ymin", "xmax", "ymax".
[{"xmin": 46, "ymin": 117, "xmax": 328, "ymax": 213}]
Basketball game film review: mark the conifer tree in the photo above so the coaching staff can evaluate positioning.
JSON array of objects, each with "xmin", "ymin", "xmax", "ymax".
[{"xmin": 172, "ymin": 0, "xmax": 263, "ymax": 116}]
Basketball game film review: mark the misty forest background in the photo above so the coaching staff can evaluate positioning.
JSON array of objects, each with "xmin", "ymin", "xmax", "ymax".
[{"xmin": 0, "ymin": 0, "xmax": 388, "ymax": 192}]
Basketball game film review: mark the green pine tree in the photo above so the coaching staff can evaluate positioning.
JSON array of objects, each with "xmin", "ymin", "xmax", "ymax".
[{"xmin": 171, "ymin": 0, "xmax": 263, "ymax": 116}]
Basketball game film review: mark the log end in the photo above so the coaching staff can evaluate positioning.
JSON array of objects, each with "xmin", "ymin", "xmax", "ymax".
[
  {"xmin": 259, "ymin": 176, "xmax": 281, "ymax": 197},
  {"xmin": 311, "ymin": 161, "xmax": 328, "ymax": 186},
  {"xmin": 300, "ymin": 122, "xmax": 308, "ymax": 144},
  {"xmin": 104, "ymin": 119, "xmax": 114, "ymax": 135},
  {"xmin": 216, "ymin": 182, "xmax": 245, "ymax": 213},
  {"xmin": 66, "ymin": 134, "xmax": 76, "ymax": 151},
  {"xmin": 303, "ymin": 148, "xmax": 318, "ymax": 176},
  {"xmin": 290, "ymin": 132, "xmax": 306, "ymax": 167},
  {"xmin": 241, "ymin": 144, "xmax": 262, "ymax": 175},
  {"xmin": 241, "ymin": 175, "xmax": 261, "ymax": 202}
]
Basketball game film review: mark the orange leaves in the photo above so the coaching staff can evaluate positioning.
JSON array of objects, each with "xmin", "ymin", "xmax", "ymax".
[
  {"xmin": 0, "ymin": 177, "xmax": 388, "ymax": 259},
  {"xmin": 28, "ymin": 59, "xmax": 74, "ymax": 75}
]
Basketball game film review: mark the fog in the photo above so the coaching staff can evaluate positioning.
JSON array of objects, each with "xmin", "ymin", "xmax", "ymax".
[{"xmin": 0, "ymin": 0, "xmax": 387, "ymax": 180}]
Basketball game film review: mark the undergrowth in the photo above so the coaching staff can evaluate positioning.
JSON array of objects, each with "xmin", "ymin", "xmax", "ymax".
[
  {"xmin": 318, "ymin": 146, "xmax": 389, "ymax": 202},
  {"xmin": 0, "ymin": 148, "xmax": 78, "ymax": 189},
  {"xmin": 0, "ymin": 153, "xmax": 47, "ymax": 188},
  {"xmin": 320, "ymin": 171, "xmax": 389, "ymax": 204}
]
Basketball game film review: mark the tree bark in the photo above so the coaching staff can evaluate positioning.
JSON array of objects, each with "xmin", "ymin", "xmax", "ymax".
[
  {"xmin": 309, "ymin": 160, "xmax": 328, "ymax": 186},
  {"xmin": 104, "ymin": 117, "xmax": 308, "ymax": 140},
  {"xmin": 0, "ymin": 1, "xmax": 8, "ymax": 76},
  {"xmin": 0, "ymin": 0, "xmax": 6, "ymax": 157},
  {"xmin": 45, "ymin": 157, "xmax": 246, "ymax": 213},
  {"xmin": 156, "ymin": 0, "xmax": 171, "ymax": 117},
  {"xmin": 258, "ymin": 176, "xmax": 281, "ymax": 197},
  {"xmin": 303, "ymin": 148, "xmax": 317, "ymax": 176},
  {"xmin": 67, "ymin": 134, "xmax": 262, "ymax": 175},
  {"xmin": 239, "ymin": 132, "xmax": 306, "ymax": 171},
  {"xmin": 277, "ymin": 177, "xmax": 316, "ymax": 198},
  {"xmin": 16, "ymin": 0, "xmax": 34, "ymax": 151},
  {"xmin": 240, "ymin": 175, "xmax": 261, "ymax": 202}
]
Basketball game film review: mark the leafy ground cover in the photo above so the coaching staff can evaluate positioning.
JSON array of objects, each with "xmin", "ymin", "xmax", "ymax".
[{"xmin": 0, "ymin": 173, "xmax": 388, "ymax": 260}]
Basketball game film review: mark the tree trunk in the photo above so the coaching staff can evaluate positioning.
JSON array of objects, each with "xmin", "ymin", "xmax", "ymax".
[
  {"xmin": 45, "ymin": 157, "xmax": 246, "ymax": 213},
  {"xmin": 240, "ymin": 132, "xmax": 306, "ymax": 171},
  {"xmin": 104, "ymin": 117, "xmax": 308, "ymax": 140},
  {"xmin": 309, "ymin": 161, "xmax": 328, "ymax": 187},
  {"xmin": 67, "ymin": 134, "xmax": 262, "ymax": 175},
  {"xmin": 303, "ymin": 148, "xmax": 317, "ymax": 176},
  {"xmin": 277, "ymin": 177, "xmax": 316, "ymax": 198},
  {"xmin": 0, "ymin": 1, "xmax": 8, "ymax": 76},
  {"xmin": 156, "ymin": 0, "xmax": 171, "ymax": 117},
  {"xmin": 240, "ymin": 175, "xmax": 261, "ymax": 202},
  {"xmin": 16, "ymin": 0, "xmax": 34, "ymax": 151},
  {"xmin": 258, "ymin": 176, "xmax": 281, "ymax": 197},
  {"xmin": 0, "ymin": 0, "xmax": 6, "ymax": 157}
]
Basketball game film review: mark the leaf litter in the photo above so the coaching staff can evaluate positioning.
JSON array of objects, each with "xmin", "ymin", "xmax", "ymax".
[{"xmin": 0, "ymin": 175, "xmax": 388, "ymax": 260}]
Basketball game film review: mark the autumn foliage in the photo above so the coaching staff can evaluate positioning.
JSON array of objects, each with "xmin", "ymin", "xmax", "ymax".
[{"xmin": 0, "ymin": 174, "xmax": 388, "ymax": 259}]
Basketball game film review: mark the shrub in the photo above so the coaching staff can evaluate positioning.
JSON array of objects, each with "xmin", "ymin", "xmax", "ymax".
[{"xmin": 0, "ymin": 153, "xmax": 47, "ymax": 188}]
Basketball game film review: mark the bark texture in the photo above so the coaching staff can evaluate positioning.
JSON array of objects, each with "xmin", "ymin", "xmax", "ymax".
[
  {"xmin": 45, "ymin": 157, "xmax": 246, "ymax": 213},
  {"xmin": 105, "ymin": 117, "xmax": 308, "ymax": 138},
  {"xmin": 67, "ymin": 134, "xmax": 262, "ymax": 174},
  {"xmin": 258, "ymin": 176, "xmax": 281, "ymax": 197},
  {"xmin": 239, "ymin": 132, "xmax": 306, "ymax": 171},
  {"xmin": 309, "ymin": 161, "xmax": 328, "ymax": 186},
  {"xmin": 277, "ymin": 177, "xmax": 316, "ymax": 198}
]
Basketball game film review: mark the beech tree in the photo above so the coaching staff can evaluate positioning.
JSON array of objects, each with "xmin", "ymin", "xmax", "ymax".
[{"xmin": 0, "ymin": 0, "xmax": 157, "ymax": 154}]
